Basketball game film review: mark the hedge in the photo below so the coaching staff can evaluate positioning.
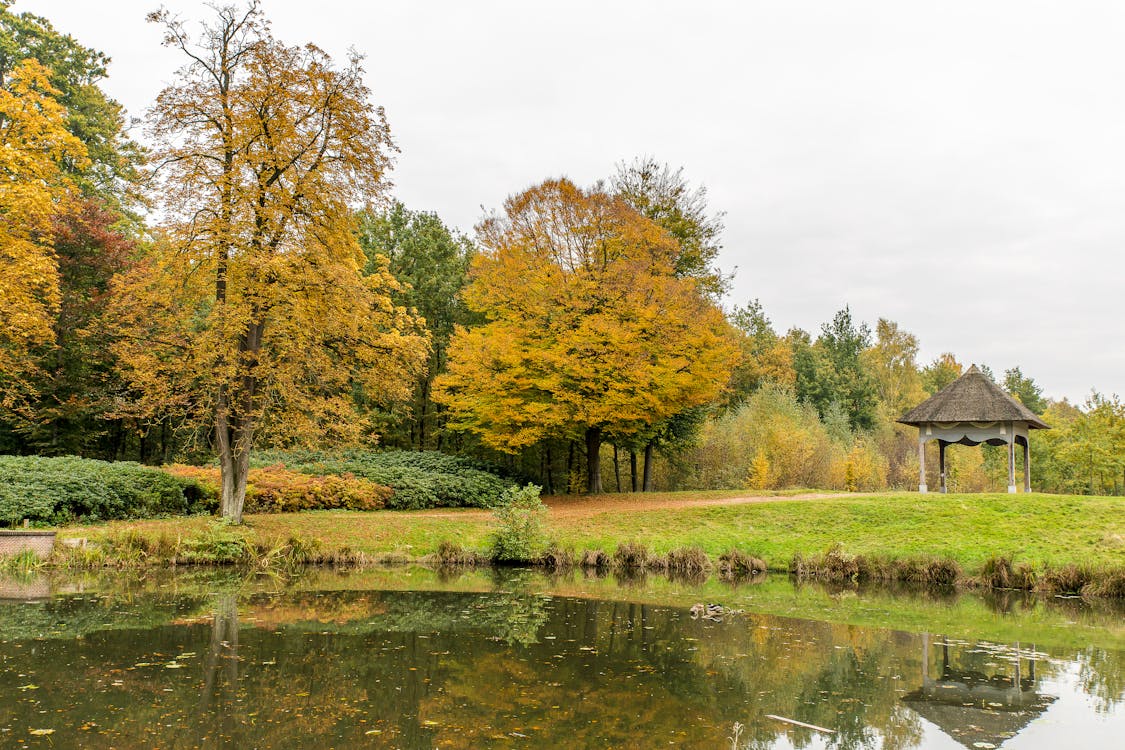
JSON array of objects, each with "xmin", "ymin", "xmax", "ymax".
[{"xmin": 0, "ymin": 455, "xmax": 209, "ymax": 525}]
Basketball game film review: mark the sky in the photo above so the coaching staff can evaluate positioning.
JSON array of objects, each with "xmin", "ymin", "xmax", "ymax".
[{"xmin": 15, "ymin": 0, "xmax": 1125, "ymax": 404}]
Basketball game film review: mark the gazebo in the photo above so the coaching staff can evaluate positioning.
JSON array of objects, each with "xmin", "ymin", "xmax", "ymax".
[
  {"xmin": 902, "ymin": 633, "xmax": 1056, "ymax": 750},
  {"xmin": 899, "ymin": 365, "xmax": 1049, "ymax": 494}
]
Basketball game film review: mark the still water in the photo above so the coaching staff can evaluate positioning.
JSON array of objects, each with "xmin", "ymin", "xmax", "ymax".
[{"xmin": 0, "ymin": 567, "xmax": 1121, "ymax": 749}]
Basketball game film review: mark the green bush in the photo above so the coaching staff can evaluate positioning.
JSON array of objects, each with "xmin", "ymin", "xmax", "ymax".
[
  {"xmin": 0, "ymin": 455, "xmax": 209, "ymax": 525},
  {"xmin": 490, "ymin": 484, "xmax": 546, "ymax": 563},
  {"xmin": 253, "ymin": 450, "xmax": 517, "ymax": 510}
]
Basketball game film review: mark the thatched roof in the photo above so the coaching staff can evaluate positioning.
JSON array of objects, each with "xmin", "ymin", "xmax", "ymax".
[
  {"xmin": 899, "ymin": 365, "xmax": 1049, "ymax": 429},
  {"xmin": 902, "ymin": 689, "xmax": 1056, "ymax": 749}
]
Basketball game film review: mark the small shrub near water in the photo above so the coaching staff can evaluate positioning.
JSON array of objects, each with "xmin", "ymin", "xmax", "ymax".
[
  {"xmin": 977, "ymin": 555, "xmax": 1038, "ymax": 591},
  {"xmin": 665, "ymin": 546, "xmax": 712, "ymax": 576},
  {"xmin": 718, "ymin": 549, "xmax": 768, "ymax": 578},
  {"xmin": 435, "ymin": 541, "xmax": 483, "ymax": 567},
  {"xmin": 540, "ymin": 544, "xmax": 576, "ymax": 570},
  {"xmin": 612, "ymin": 542, "xmax": 652, "ymax": 571},
  {"xmin": 580, "ymin": 549, "xmax": 610, "ymax": 571},
  {"xmin": 490, "ymin": 484, "xmax": 546, "ymax": 563},
  {"xmin": 1038, "ymin": 564, "xmax": 1095, "ymax": 596},
  {"xmin": 793, "ymin": 545, "xmax": 962, "ymax": 586},
  {"xmin": 1082, "ymin": 569, "xmax": 1125, "ymax": 599}
]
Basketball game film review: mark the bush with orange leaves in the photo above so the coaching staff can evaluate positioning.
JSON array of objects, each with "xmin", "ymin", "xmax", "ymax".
[{"xmin": 162, "ymin": 464, "xmax": 392, "ymax": 514}]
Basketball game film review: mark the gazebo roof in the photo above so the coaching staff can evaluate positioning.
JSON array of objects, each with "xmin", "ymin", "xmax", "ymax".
[{"xmin": 899, "ymin": 365, "xmax": 1049, "ymax": 429}]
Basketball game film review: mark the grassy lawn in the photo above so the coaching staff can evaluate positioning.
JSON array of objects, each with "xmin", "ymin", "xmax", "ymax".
[{"xmin": 57, "ymin": 490, "xmax": 1125, "ymax": 574}]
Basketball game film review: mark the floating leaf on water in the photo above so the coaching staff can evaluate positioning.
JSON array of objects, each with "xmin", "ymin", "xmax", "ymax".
[
  {"xmin": 164, "ymin": 662, "xmax": 184, "ymax": 669},
  {"xmin": 364, "ymin": 729, "xmax": 382, "ymax": 735},
  {"xmin": 29, "ymin": 729, "xmax": 54, "ymax": 736}
]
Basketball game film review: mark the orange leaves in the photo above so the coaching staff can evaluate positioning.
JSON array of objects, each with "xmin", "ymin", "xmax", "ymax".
[{"xmin": 435, "ymin": 178, "xmax": 738, "ymax": 451}]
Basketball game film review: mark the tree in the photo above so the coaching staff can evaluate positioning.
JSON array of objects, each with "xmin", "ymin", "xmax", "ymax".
[
  {"xmin": 0, "ymin": 57, "xmax": 88, "ymax": 419},
  {"xmin": 611, "ymin": 156, "xmax": 729, "ymax": 300},
  {"xmin": 920, "ymin": 353, "xmax": 963, "ymax": 395},
  {"xmin": 111, "ymin": 3, "xmax": 427, "ymax": 521},
  {"xmin": 612, "ymin": 157, "xmax": 731, "ymax": 487},
  {"xmin": 357, "ymin": 201, "xmax": 476, "ymax": 450},
  {"xmin": 1003, "ymin": 366, "xmax": 1046, "ymax": 414},
  {"xmin": 8, "ymin": 199, "xmax": 137, "ymax": 455},
  {"xmin": 861, "ymin": 318, "xmax": 925, "ymax": 418},
  {"xmin": 724, "ymin": 299, "xmax": 795, "ymax": 408},
  {"xmin": 0, "ymin": 1, "xmax": 141, "ymax": 208},
  {"xmin": 793, "ymin": 307, "xmax": 878, "ymax": 430},
  {"xmin": 434, "ymin": 178, "xmax": 737, "ymax": 493}
]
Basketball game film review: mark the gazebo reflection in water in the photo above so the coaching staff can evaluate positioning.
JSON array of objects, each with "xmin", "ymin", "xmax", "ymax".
[{"xmin": 903, "ymin": 633, "xmax": 1056, "ymax": 749}]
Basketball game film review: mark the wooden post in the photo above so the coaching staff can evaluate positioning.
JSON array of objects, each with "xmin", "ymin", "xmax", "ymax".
[
  {"xmin": 938, "ymin": 440, "xmax": 947, "ymax": 494},
  {"xmin": 1023, "ymin": 439, "xmax": 1031, "ymax": 493},
  {"xmin": 918, "ymin": 433, "xmax": 927, "ymax": 493},
  {"xmin": 1007, "ymin": 435, "xmax": 1017, "ymax": 493}
]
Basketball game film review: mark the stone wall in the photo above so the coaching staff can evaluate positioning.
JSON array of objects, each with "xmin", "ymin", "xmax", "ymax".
[{"xmin": 0, "ymin": 531, "xmax": 56, "ymax": 559}]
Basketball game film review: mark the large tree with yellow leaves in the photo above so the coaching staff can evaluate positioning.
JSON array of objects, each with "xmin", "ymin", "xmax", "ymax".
[
  {"xmin": 0, "ymin": 57, "xmax": 88, "ymax": 416},
  {"xmin": 110, "ymin": 3, "xmax": 427, "ymax": 521},
  {"xmin": 435, "ymin": 178, "xmax": 737, "ymax": 493}
]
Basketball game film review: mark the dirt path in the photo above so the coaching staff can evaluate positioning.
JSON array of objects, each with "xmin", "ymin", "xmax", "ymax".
[{"xmin": 408, "ymin": 492, "xmax": 837, "ymax": 520}]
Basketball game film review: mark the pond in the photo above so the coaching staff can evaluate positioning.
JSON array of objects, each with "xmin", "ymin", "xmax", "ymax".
[{"xmin": 0, "ymin": 567, "xmax": 1122, "ymax": 748}]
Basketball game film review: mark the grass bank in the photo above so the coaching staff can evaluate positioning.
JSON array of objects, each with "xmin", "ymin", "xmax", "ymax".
[{"xmin": 44, "ymin": 490, "xmax": 1124, "ymax": 588}]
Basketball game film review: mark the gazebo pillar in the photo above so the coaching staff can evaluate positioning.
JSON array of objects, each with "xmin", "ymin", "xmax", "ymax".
[
  {"xmin": 938, "ymin": 440, "xmax": 947, "ymax": 494},
  {"xmin": 918, "ymin": 437, "xmax": 927, "ymax": 493},
  {"xmin": 1023, "ymin": 439, "xmax": 1031, "ymax": 493},
  {"xmin": 1007, "ymin": 438, "xmax": 1017, "ymax": 494}
]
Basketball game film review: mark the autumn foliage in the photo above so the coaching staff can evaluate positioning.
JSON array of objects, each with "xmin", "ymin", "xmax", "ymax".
[
  {"xmin": 435, "ymin": 178, "xmax": 737, "ymax": 492},
  {"xmin": 0, "ymin": 59, "xmax": 88, "ymax": 415}
]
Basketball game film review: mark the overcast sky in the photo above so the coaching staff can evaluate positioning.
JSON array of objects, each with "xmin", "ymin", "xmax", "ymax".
[{"xmin": 16, "ymin": 0, "xmax": 1125, "ymax": 404}]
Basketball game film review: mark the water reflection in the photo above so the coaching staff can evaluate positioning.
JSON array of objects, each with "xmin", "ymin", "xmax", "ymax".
[{"xmin": 0, "ymin": 568, "xmax": 1119, "ymax": 748}]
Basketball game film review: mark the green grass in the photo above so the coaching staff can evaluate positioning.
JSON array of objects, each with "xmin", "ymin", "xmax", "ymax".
[{"xmin": 54, "ymin": 491, "xmax": 1124, "ymax": 576}]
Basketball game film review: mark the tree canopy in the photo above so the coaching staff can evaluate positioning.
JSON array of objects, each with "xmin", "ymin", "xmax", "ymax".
[
  {"xmin": 109, "ymin": 2, "xmax": 427, "ymax": 520},
  {"xmin": 435, "ymin": 178, "xmax": 737, "ymax": 492},
  {"xmin": 0, "ymin": 58, "xmax": 88, "ymax": 418}
]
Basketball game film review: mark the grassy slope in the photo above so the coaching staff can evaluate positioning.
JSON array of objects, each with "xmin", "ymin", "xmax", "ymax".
[{"xmin": 58, "ymin": 491, "xmax": 1125, "ymax": 572}]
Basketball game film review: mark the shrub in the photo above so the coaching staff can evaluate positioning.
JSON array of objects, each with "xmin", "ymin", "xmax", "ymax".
[
  {"xmin": 490, "ymin": 484, "xmax": 546, "ymax": 563},
  {"xmin": 665, "ymin": 546, "xmax": 712, "ymax": 575},
  {"xmin": 162, "ymin": 464, "xmax": 391, "ymax": 513},
  {"xmin": 1039, "ymin": 564, "xmax": 1094, "ymax": 596},
  {"xmin": 1083, "ymin": 568, "xmax": 1125, "ymax": 599},
  {"xmin": 540, "ymin": 544, "xmax": 576, "ymax": 570},
  {"xmin": 0, "ymin": 455, "xmax": 207, "ymax": 525},
  {"xmin": 580, "ymin": 549, "xmax": 610, "ymax": 570},
  {"xmin": 612, "ymin": 542, "xmax": 651, "ymax": 571},
  {"xmin": 718, "ymin": 549, "xmax": 767, "ymax": 578},
  {"xmin": 977, "ymin": 555, "xmax": 1037, "ymax": 591},
  {"xmin": 435, "ymin": 541, "xmax": 482, "ymax": 567},
  {"xmin": 252, "ymin": 450, "xmax": 517, "ymax": 510}
]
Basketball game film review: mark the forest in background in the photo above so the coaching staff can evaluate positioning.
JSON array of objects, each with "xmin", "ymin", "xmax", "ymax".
[{"xmin": 2, "ymin": 1, "xmax": 1123, "ymax": 514}]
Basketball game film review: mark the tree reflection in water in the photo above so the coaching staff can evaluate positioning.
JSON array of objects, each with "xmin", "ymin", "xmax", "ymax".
[{"xmin": 0, "ymin": 571, "xmax": 1119, "ymax": 748}]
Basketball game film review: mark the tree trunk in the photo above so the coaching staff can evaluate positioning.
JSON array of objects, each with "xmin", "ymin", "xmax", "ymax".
[
  {"xmin": 544, "ymin": 443, "xmax": 554, "ymax": 495},
  {"xmin": 216, "ymin": 402, "xmax": 251, "ymax": 524},
  {"xmin": 630, "ymin": 451, "xmax": 638, "ymax": 492},
  {"xmin": 566, "ymin": 441, "xmax": 575, "ymax": 494},
  {"xmin": 586, "ymin": 426, "xmax": 603, "ymax": 494},
  {"xmin": 642, "ymin": 442, "xmax": 654, "ymax": 492},
  {"xmin": 613, "ymin": 445, "xmax": 621, "ymax": 493}
]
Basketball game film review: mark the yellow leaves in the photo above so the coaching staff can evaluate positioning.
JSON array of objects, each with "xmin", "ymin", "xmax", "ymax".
[
  {"xmin": 0, "ymin": 58, "xmax": 90, "ymax": 410},
  {"xmin": 436, "ymin": 178, "xmax": 738, "ymax": 449}
]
